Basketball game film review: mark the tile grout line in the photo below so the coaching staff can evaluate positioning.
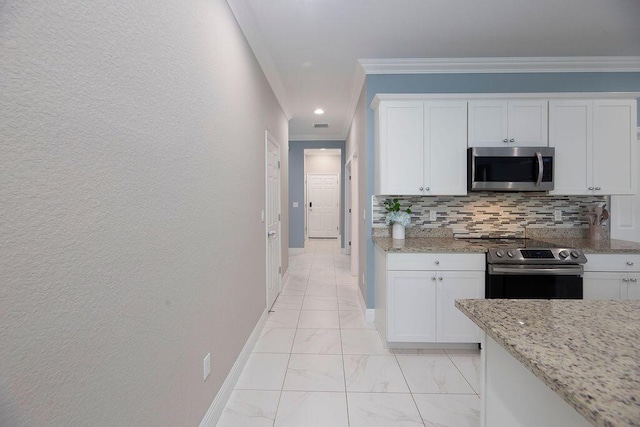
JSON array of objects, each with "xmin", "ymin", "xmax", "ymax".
[{"xmin": 393, "ymin": 351, "xmax": 428, "ymax": 427}]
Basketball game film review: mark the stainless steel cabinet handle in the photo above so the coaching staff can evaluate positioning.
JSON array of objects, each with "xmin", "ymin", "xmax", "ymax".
[
  {"xmin": 268, "ymin": 230, "xmax": 276, "ymax": 237},
  {"xmin": 438, "ymin": 277, "xmax": 443, "ymax": 281},
  {"xmin": 509, "ymin": 138, "xmax": 515, "ymax": 142},
  {"xmin": 431, "ymin": 276, "xmax": 436, "ymax": 281},
  {"xmin": 588, "ymin": 187, "xmax": 594, "ymax": 190},
  {"xmin": 623, "ymin": 278, "xmax": 629, "ymax": 282},
  {"xmin": 425, "ymin": 187, "xmax": 430, "ymax": 191},
  {"xmin": 419, "ymin": 186, "xmax": 424, "ymax": 191},
  {"xmin": 503, "ymin": 139, "xmax": 508, "ymax": 143},
  {"xmin": 595, "ymin": 187, "xmax": 601, "ymax": 190},
  {"xmin": 435, "ymin": 260, "xmax": 440, "ymax": 265},
  {"xmin": 630, "ymin": 278, "xmax": 638, "ymax": 283},
  {"xmin": 627, "ymin": 261, "xmax": 634, "ymax": 266}
]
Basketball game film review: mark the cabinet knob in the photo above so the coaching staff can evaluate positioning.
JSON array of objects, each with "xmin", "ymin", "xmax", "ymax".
[
  {"xmin": 623, "ymin": 278, "xmax": 629, "ymax": 282},
  {"xmin": 425, "ymin": 187, "xmax": 430, "ymax": 191},
  {"xmin": 509, "ymin": 138, "xmax": 515, "ymax": 143},
  {"xmin": 419, "ymin": 186, "xmax": 424, "ymax": 191},
  {"xmin": 630, "ymin": 278, "xmax": 638, "ymax": 283},
  {"xmin": 627, "ymin": 261, "xmax": 634, "ymax": 266},
  {"xmin": 595, "ymin": 187, "xmax": 601, "ymax": 191},
  {"xmin": 588, "ymin": 187, "xmax": 594, "ymax": 190},
  {"xmin": 431, "ymin": 276, "xmax": 436, "ymax": 281},
  {"xmin": 435, "ymin": 260, "xmax": 440, "ymax": 265},
  {"xmin": 438, "ymin": 277, "xmax": 443, "ymax": 281},
  {"xmin": 503, "ymin": 139, "xmax": 508, "ymax": 143}
]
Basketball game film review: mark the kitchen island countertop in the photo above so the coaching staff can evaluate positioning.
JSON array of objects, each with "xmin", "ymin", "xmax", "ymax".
[{"xmin": 456, "ymin": 299, "xmax": 640, "ymax": 427}]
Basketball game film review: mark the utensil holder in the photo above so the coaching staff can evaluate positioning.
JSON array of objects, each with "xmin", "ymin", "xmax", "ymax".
[{"xmin": 589, "ymin": 224, "xmax": 606, "ymax": 241}]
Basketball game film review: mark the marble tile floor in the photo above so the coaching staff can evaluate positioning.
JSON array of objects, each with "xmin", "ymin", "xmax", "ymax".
[{"xmin": 217, "ymin": 239, "xmax": 481, "ymax": 427}]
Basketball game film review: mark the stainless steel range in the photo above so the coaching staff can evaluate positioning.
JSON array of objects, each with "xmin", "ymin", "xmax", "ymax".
[{"xmin": 460, "ymin": 238, "xmax": 588, "ymax": 299}]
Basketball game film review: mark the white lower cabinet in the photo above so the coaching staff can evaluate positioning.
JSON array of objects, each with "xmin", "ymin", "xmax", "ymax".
[
  {"xmin": 583, "ymin": 254, "xmax": 640, "ymax": 301},
  {"xmin": 379, "ymin": 250, "xmax": 485, "ymax": 345}
]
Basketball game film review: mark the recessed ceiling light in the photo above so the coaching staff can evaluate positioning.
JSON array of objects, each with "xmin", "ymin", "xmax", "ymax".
[
  {"xmin": 314, "ymin": 108, "xmax": 325, "ymax": 115},
  {"xmin": 320, "ymin": 148, "xmax": 327, "ymax": 151}
]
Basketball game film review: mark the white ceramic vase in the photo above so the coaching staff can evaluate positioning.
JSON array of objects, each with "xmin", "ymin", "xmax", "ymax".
[{"xmin": 392, "ymin": 223, "xmax": 405, "ymax": 240}]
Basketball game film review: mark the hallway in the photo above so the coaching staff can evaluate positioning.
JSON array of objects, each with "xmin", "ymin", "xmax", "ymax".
[{"xmin": 217, "ymin": 239, "xmax": 480, "ymax": 426}]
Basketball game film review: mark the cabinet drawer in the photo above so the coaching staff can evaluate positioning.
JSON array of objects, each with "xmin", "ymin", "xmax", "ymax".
[
  {"xmin": 584, "ymin": 254, "xmax": 640, "ymax": 272},
  {"xmin": 387, "ymin": 253, "xmax": 485, "ymax": 271}
]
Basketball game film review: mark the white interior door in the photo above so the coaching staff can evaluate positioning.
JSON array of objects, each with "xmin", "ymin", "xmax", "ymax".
[
  {"xmin": 307, "ymin": 173, "xmax": 339, "ymax": 238},
  {"xmin": 266, "ymin": 132, "xmax": 281, "ymax": 309}
]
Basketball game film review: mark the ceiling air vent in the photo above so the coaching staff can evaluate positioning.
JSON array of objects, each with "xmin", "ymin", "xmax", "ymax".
[{"xmin": 314, "ymin": 123, "xmax": 329, "ymax": 128}]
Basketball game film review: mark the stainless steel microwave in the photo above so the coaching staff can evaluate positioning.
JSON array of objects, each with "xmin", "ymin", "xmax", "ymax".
[{"xmin": 467, "ymin": 147, "xmax": 555, "ymax": 192}]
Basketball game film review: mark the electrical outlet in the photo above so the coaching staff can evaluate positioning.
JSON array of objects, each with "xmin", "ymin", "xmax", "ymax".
[
  {"xmin": 554, "ymin": 209, "xmax": 562, "ymax": 222},
  {"xmin": 363, "ymin": 209, "xmax": 366, "ymax": 221},
  {"xmin": 203, "ymin": 353, "xmax": 211, "ymax": 381},
  {"xmin": 429, "ymin": 210, "xmax": 437, "ymax": 221}
]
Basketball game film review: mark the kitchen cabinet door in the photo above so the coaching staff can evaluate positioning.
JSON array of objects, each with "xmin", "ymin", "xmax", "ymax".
[
  {"xmin": 625, "ymin": 276, "xmax": 640, "ymax": 300},
  {"xmin": 376, "ymin": 101, "xmax": 424, "ymax": 195},
  {"xmin": 592, "ymin": 100, "xmax": 637, "ymax": 195},
  {"xmin": 583, "ymin": 272, "xmax": 623, "ymax": 300},
  {"xmin": 548, "ymin": 100, "xmax": 592, "ymax": 195},
  {"xmin": 436, "ymin": 271, "xmax": 484, "ymax": 343},
  {"xmin": 507, "ymin": 100, "xmax": 548, "ymax": 147},
  {"xmin": 424, "ymin": 101, "xmax": 468, "ymax": 195},
  {"xmin": 468, "ymin": 100, "xmax": 508, "ymax": 147},
  {"xmin": 387, "ymin": 271, "xmax": 437, "ymax": 342},
  {"xmin": 468, "ymin": 100, "xmax": 548, "ymax": 147}
]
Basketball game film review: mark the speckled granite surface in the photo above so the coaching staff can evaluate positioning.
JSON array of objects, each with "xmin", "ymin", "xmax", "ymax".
[
  {"xmin": 373, "ymin": 236, "xmax": 640, "ymax": 254},
  {"xmin": 373, "ymin": 237, "xmax": 488, "ymax": 253},
  {"xmin": 456, "ymin": 299, "xmax": 640, "ymax": 427}
]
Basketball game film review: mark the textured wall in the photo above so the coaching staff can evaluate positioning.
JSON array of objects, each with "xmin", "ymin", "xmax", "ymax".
[
  {"xmin": 373, "ymin": 194, "xmax": 607, "ymax": 237},
  {"xmin": 288, "ymin": 141, "xmax": 345, "ymax": 248},
  {"xmin": 0, "ymin": 0, "xmax": 287, "ymax": 425}
]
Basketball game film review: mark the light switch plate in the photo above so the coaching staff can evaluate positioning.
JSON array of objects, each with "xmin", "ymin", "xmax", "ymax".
[
  {"xmin": 554, "ymin": 209, "xmax": 562, "ymax": 222},
  {"xmin": 293, "ymin": 202, "xmax": 299, "ymax": 208},
  {"xmin": 261, "ymin": 210, "xmax": 265, "ymax": 222}
]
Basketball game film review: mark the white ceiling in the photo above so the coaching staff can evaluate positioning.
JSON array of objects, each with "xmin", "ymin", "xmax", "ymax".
[{"xmin": 227, "ymin": 0, "xmax": 640, "ymax": 140}]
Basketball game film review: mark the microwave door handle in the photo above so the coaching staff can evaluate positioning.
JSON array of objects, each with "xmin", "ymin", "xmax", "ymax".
[{"xmin": 535, "ymin": 151, "xmax": 543, "ymax": 187}]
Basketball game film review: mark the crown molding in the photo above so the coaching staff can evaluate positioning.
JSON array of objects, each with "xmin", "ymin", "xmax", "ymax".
[
  {"xmin": 226, "ymin": 0, "xmax": 292, "ymax": 119},
  {"xmin": 359, "ymin": 56, "xmax": 640, "ymax": 75}
]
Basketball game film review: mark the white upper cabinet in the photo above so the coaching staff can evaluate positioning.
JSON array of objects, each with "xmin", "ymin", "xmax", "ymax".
[
  {"xmin": 550, "ymin": 99, "xmax": 637, "ymax": 195},
  {"xmin": 468, "ymin": 100, "xmax": 548, "ymax": 147},
  {"xmin": 376, "ymin": 101, "xmax": 424, "ymax": 195},
  {"xmin": 376, "ymin": 100, "xmax": 467, "ymax": 195}
]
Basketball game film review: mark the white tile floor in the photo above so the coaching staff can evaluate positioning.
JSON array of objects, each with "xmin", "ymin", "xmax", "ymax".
[{"xmin": 217, "ymin": 239, "xmax": 481, "ymax": 427}]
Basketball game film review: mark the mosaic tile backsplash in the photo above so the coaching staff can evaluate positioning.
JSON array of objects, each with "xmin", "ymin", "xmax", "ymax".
[{"xmin": 373, "ymin": 193, "xmax": 608, "ymax": 238}]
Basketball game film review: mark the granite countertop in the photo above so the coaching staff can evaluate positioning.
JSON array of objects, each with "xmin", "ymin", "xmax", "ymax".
[
  {"xmin": 373, "ymin": 236, "xmax": 488, "ymax": 253},
  {"xmin": 456, "ymin": 299, "xmax": 640, "ymax": 427},
  {"xmin": 373, "ymin": 235, "xmax": 640, "ymax": 254}
]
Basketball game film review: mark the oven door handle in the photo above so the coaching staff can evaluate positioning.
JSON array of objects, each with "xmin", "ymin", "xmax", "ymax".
[
  {"xmin": 535, "ymin": 151, "xmax": 543, "ymax": 187},
  {"xmin": 489, "ymin": 265, "xmax": 584, "ymax": 276}
]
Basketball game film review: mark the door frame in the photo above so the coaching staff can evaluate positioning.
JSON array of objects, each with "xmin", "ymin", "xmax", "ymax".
[
  {"xmin": 347, "ymin": 150, "xmax": 359, "ymax": 276},
  {"xmin": 306, "ymin": 173, "xmax": 340, "ymax": 238},
  {"xmin": 265, "ymin": 131, "xmax": 281, "ymax": 308},
  {"xmin": 344, "ymin": 160, "xmax": 352, "ymax": 255}
]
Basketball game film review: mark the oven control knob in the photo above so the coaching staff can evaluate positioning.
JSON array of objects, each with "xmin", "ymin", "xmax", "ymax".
[
  {"xmin": 507, "ymin": 251, "xmax": 515, "ymax": 258},
  {"xmin": 570, "ymin": 250, "xmax": 580, "ymax": 259},
  {"xmin": 495, "ymin": 250, "xmax": 504, "ymax": 258},
  {"xmin": 559, "ymin": 250, "xmax": 569, "ymax": 259}
]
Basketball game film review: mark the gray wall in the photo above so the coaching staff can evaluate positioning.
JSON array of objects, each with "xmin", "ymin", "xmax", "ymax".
[
  {"xmin": 362, "ymin": 72, "xmax": 640, "ymax": 307},
  {"xmin": 289, "ymin": 141, "xmax": 346, "ymax": 248},
  {"xmin": 0, "ymin": 0, "xmax": 288, "ymax": 425}
]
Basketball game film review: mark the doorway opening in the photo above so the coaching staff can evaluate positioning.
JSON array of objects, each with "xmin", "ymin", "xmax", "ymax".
[{"xmin": 304, "ymin": 149, "xmax": 341, "ymax": 242}]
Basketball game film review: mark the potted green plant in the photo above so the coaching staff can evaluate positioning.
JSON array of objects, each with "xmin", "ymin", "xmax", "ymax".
[{"xmin": 383, "ymin": 198, "xmax": 412, "ymax": 240}]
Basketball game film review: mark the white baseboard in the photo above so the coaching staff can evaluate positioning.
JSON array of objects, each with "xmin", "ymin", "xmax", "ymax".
[
  {"xmin": 288, "ymin": 248, "xmax": 305, "ymax": 255},
  {"xmin": 282, "ymin": 267, "xmax": 290, "ymax": 286},
  {"xmin": 199, "ymin": 309, "xmax": 268, "ymax": 427},
  {"xmin": 364, "ymin": 308, "xmax": 375, "ymax": 323}
]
